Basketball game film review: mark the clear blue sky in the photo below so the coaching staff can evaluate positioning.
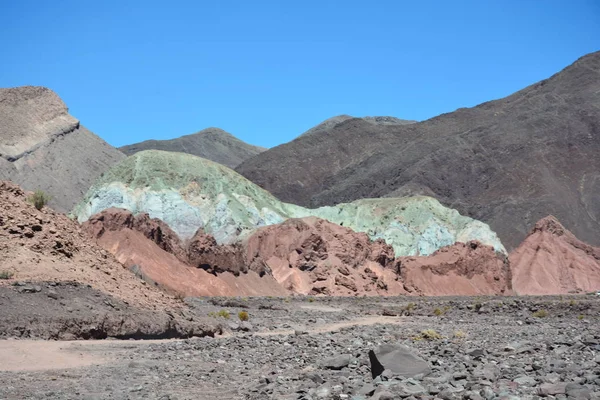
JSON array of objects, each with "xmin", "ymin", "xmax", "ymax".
[{"xmin": 1, "ymin": 1, "xmax": 598, "ymax": 148}]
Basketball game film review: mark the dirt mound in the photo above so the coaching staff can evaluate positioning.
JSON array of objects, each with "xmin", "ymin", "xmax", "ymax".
[
  {"xmin": 0, "ymin": 181, "xmax": 181, "ymax": 310},
  {"xmin": 236, "ymin": 51, "xmax": 600, "ymax": 250},
  {"xmin": 399, "ymin": 241, "xmax": 512, "ymax": 296},
  {"xmin": 119, "ymin": 127, "xmax": 266, "ymax": 169},
  {"xmin": 509, "ymin": 216, "xmax": 600, "ymax": 295},
  {"xmin": 82, "ymin": 208, "xmax": 287, "ymax": 297},
  {"xmin": 242, "ymin": 217, "xmax": 405, "ymax": 296},
  {"xmin": 0, "ymin": 86, "xmax": 124, "ymax": 212}
]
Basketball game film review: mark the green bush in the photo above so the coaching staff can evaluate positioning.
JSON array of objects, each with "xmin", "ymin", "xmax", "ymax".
[
  {"xmin": 217, "ymin": 309, "xmax": 230, "ymax": 319},
  {"xmin": 0, "ymin": 270, "xmax": 14, "ymax": 280},
  {"xmin": 238, "ymin": 311, "xmax": 249, "ymax": 321},
  {"xmin": 532, "ymin": 309, "xmax": 548, "ymax": 318},
  {"xmin": 27, "ymin": 190, "xmax": 52, "ymax": 211}
]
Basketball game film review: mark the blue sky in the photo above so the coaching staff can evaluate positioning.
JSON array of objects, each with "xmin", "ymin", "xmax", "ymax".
[{"xmin": 1, "ymin": 1, "xmax": 599, "ymax": 149}]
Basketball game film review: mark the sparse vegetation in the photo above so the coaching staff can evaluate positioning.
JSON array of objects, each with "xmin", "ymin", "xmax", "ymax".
[
  {"xmin": 238, "ymin": 311, "xmax": 249, "ymax": 321},
  {"xmin": 532, "ymin": 309, "xmax": 548, "ymax": 318},
  {"xmin": 0, "ymin": 270, "xmax": 14, "ymax": 280},
  {"xmin": 419, "ymin": 329, "xmax": 443, "ymax": 340},
  {"xmin": 308, "ymin": 297, "xmax": 315, "ymax": 303},
  {"xmin": 218, "ymin": 309, "xmax": 231, "ymax": 319},
  {"xmin": 27, "ymin": 190, "xmax": 52, "ymax": 211},
  {"xmin": 433, "ymin": 307, "xmax": 444, "ymax": 316},
  {"xmin": 578, "ymin": 314, "xmax": 585, "ymax": 320},
  {"xmin": 454, "ymin": 330, "xmax": 467, "ymax": 338},
  {"xmin": 569, "ymin": 299, "xmax": 577, "ymax": 306}
]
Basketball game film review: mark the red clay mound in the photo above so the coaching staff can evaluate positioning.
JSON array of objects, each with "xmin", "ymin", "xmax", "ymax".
[
  {"xmin": 0, "ymin": 181, "xmax": 178, "ymax": 310},
  {"xmin": 509, "ymin": 216, "xmax": 600, "ymax": 295},
  {"xmin": 82, "ymin": 209, "xmax": 287, "ymax": 297},
  {"xmin": 242, "ymin": 217, "xmax": 405, "ymax": 296},
  {"xmin": 398, "ymin": 241, "xmax": 512, "ymax": 296}
]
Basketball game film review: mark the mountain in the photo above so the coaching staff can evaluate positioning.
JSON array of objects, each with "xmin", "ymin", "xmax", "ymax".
[
  {"xmin": 119, "ymin": 127, "xmax": 266, "ymax": 169},
  {"xmin": 0, "ymin": 86, "xmax": 125, "ymax": 212},
  {"xmin": 509, "ymin": 216, "xmax": 600, "ymax": 295},
  {"xmin": 235, "ymin": 51, "xmax": 600, "ymax": 250},
  {"xmin": 71, "ymin": 150, "xmax": 505, "ymax": 257},
  {"xmin": 298, "ymin": 115, "xmax": 416, "ymax": 138}
]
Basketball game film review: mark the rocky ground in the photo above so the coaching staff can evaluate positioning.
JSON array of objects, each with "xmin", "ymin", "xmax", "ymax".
[{"xmin": 1, "ymin": 294, "xmax": 600, "ymax": 400}]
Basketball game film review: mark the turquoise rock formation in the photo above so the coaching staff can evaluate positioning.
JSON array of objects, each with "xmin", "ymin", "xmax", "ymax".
[{"xmin": 73, "ymin": 150, "xmax": 506, "ymax": 256}]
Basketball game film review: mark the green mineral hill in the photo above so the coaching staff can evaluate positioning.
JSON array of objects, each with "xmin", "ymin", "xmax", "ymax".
[{"xmin": 73, "ymin": 150, "xmax": 506, "ymax": 256}]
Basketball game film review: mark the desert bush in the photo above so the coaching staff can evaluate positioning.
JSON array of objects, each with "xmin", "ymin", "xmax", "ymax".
[
  {"xmin": 217, "ymin": 309, "xmax": 230, "ymax": 319},
  {"xmin": 238, "ymin": 311, "xmax": 249, "ymax": 321},
  {"xmin": 420, "ymin": 329, "xmax": 442, "ymax": 340},
  {"xmin": 308, "ymin": 297, "xmax": 315, "ymax": 303},
  {"xmin": 454, "ymin": 330, "xmax": 467, "ymax": 338},
  {"xmin": 0, "ymin": 270, "xmax": 14, "ymax": 280},
  {"xmin": 532, "ymin": 309, "xmax": 548, "ymax": 318},
  {"xmin": 27, "ymin": 190, "xmax": 52, "ymax": 211},
  {"xmin": 578, "ymin": 314, "xmax": 585, "ymax": 320}
]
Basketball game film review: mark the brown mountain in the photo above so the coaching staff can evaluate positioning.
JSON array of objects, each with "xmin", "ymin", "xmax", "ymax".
[
  {"xmin": 299, "ymin": 115, "xmax": 416, "ymax": 138},
  {"xmin": 119, "ymin": 127, "xmax": 266, "ymax": 169},
  {"xmin": 236, "ymin": 51, "xmax": 600, "ymax": 250},
  {"xmin": 0, "ymin": 86, "xmax": 125, "ymax": 212}
]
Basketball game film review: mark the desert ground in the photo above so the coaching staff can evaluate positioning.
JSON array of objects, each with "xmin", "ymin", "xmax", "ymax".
[{"xmin": 1, "ymin": 292, "xmax": 599, "ymax": 400}]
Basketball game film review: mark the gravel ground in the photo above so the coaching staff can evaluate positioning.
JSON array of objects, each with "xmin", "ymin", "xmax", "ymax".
[{"xmin": 1, "ymin": 295, "xmax": 599, "ymax": 400}]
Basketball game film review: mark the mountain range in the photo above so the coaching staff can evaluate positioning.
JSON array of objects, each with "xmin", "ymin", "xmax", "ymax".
[{"xmin": 235, "ymin": 51, "xmax": 600, "ymax": 250}]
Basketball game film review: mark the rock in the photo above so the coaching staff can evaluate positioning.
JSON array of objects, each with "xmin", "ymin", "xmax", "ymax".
[
  {"xmin": 514, "ymin": 376, "xmax": 537, "ymax": 386},
  {"xmin": 538, "ymin": 382, "xmax": 567, "ymax": 396},
  {"xmin": 368, "ymin": 344, "xmax": 430, "ymax": 379},
  {"xmin": 321, "ymin": 354, "xmax": 352, "ymax": 370}
]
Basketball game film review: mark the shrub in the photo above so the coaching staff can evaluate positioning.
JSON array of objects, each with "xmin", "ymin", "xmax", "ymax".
[
  {"xmin": 238, "ymin": 311, "xmax": 249, "ymax": 321},
  {"xmin": 420, "ymin": 329, "xmax": 442, "ymax": 340},
  {"xmin": 578, "ymin": 314, "xmax": 585, "ymax": 320},
  {"xmin": 532, "ymin": 309, "xmax": 548, "ymax": 318},
  {"xmin": 308, "ymin": 297, "xmax": 315, "ymax": 303},
  {"xmin": 27, "ymin": 190, "xmax": 52, "ymax": 211},
  {"xmin": 0, "ymin": 270, "xmax": 14, "ymax": 280},
  {"xmin": 454, "ymin": 330, "xmax": 467, "ymax": 338},
  {"xmin": 217, "ymin": 310, "xmax": 230, "ymax": 319}
]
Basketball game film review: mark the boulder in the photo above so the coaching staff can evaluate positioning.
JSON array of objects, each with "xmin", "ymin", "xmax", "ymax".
[{"xmin": 368, "ymin": 344, "xmax": 430, "ymax": 379}]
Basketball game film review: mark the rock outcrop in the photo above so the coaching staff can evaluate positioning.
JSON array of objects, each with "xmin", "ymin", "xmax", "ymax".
[
  {"xmin": 0, "ymin": 181, "xmax": 179, "ymax": 309},
  {"xmin": 509, "ymin": 216, "xmax": 600, "ymax": 295},
  {"xmin": 399, "ymin": 241, "xmax": 512, "ymax": 296},
  {"xmin": 119, "ymin": 127, "xmax": 266, "ymax": 169},
  {"xmin": 82, "ymin": 208, "xmax": 287, "ymax": 297},
  {"xmin": 72, "ymin": 150, "xmax": 505, "ymax": 257},
  {"xmin": 235, "ymin": 51, "xmax": 600, "ymax": 250},
  {"xmin": 0, "ymin": 86, "xmax": 125, "ymax": 212}
]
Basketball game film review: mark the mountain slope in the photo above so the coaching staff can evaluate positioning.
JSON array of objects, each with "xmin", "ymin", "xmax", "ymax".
[
  {"xmin": 235, "ymin": 51, "xmax": 600, "ymax": 249},
  {"xmin": 119, "ymin": 127, "xmax": 266, "ymax": 169},
  {"xmin": 509, "ymin": 216, "xmax": 600, "ymax": 295},
  {"xmin": 298, "ymin": 115, "xmax": 416, "ymax": 138},
  {"xmin": 72, "ymin": 150, "xmax": 505, "ymax": 257},
  {"xmin": 0, "ymin": 86, "xmax": 125, "ymax": 212}
]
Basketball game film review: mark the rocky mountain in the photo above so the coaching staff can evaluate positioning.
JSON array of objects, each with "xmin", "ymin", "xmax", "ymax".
[
  {"xmin": 0, "ymin": 86, "xmax": 125, "ymax": 212},
  {"xmin": 119, "ymin": 127, "xmax": 266, "ymax": 169},
  {"xmin": 235, "ymin": 51, "xmax": 600, "ymax": 250},
  {"xmin": 72, "ymin": 150, "xmax": 505, "ymax": 257},
  {"xmin": 509, "ymin": 216, "xmax": 600, "ymax": 295},
  {"xmin": 299, "ymin": 115, "xmax": 416, "ymax": 138}
]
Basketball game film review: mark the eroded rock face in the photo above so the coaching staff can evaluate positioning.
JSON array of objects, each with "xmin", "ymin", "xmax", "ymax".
[
  {"xmin": 509, "ymin": 216, "xmax": 600, "ymax": 295},
  {"xmin": 399, "ymin": 241, "xmax": 513, "ymax": 296},
  {"xmin": 242, "ymin": 217, "xmax": 405, "ymax": 296}
]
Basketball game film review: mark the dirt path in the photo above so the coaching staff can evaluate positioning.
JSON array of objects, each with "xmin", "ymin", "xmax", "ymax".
[{"xmin": 0, "ymin": 315, "xmax": 404, "ymax": 372}]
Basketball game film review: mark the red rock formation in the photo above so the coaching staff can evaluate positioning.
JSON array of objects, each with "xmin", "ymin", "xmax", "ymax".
[
  {"xmin": 509, "ymin": 216, "xmax": 600, "ymax": 295},
  {"xmin": 242, "ymin": 217, "xmax": 405, "ymax": 296},
  {"xmin": 398, "ymin": 241, "xmax": 512, "ymax": 296},
  {"xmin": 82, "ymin": 208, "xmax": 287, "ymax": 297}
]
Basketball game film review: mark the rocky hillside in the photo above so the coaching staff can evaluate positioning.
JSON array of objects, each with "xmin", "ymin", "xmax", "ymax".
[
  {"xmin": 235, "ymin": 51, "xmax": 600, "ymax": 250},
  {"xmin": 510, "ymin": 216, "xmax": 600, "ymax": 295},
  {"xmin": 299, "ymin": 115, "xmax": 416, "ymax": 138},
  {"xmin": 119, "ymin": 127, "xmax": 266, "ymax": 169},
  {"xmin": 0, "ymin": 86, "xmax": 125, "ymax": 212},
  {"xmin": 72, "ymin": 150, "xmax": 505, "ymax": 257}
]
